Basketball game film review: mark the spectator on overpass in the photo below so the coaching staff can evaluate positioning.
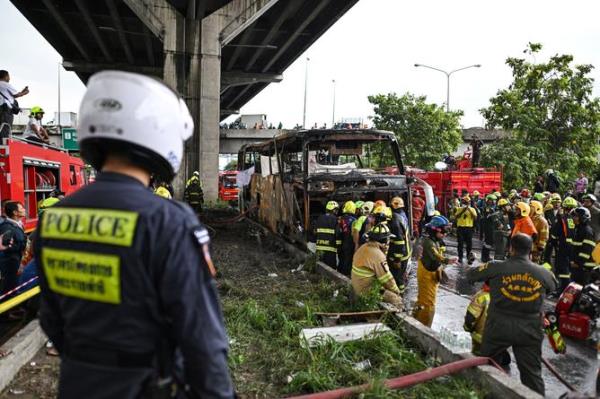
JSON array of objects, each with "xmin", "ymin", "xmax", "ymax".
[{"xmin": 0, "ymin": 70, "xmax": 29, "ymax": 139}]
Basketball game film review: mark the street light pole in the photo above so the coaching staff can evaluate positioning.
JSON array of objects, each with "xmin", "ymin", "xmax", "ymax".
[
  {"xmin": 331, "ymin": 79, "xmax": 336, "ymax": 128},
  {"xmin": 414, "ymin": 63, "xmax": 481, "ymax": 112},
  {"xmin": 302, "ymin": 57, "xmax": 310, "ymax": 128}
]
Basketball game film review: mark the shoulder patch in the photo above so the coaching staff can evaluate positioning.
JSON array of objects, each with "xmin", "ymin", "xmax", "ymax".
[
  {"xmin": 192, "ymin": 226, "xmax": 216, "ymax": 277},
  {"xmin": 193, "ymin": 226, "xmax": 210, "ymax": 245}
]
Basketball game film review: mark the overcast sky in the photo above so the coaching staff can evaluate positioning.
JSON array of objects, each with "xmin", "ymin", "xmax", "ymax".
[{"xmin": 2, "ymin": 0, "xmax": 600, "ymax": 128}]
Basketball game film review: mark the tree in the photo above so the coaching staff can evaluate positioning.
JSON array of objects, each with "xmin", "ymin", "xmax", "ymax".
[
  {"xmin": 480, "ymin": 42, "xmax": 600, "ymax": 189},
  {"xmin": 224, "ymin": 159, "xmax": 238, "ymax": 171},
  {"xmin": 368, "ymin": 93, "xmax": 463, "ymax": 169}
]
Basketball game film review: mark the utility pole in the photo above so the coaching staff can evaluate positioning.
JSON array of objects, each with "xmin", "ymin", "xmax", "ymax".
[
  {"xmin": 302, "ymin": 57, "xmax": 309, "ymax": 128},
  {"xmin": 414, "ymin": 63, "xmax": 481, "ymax": 112},
  {"xmin": 331, "ymin": 79, "xmax": 336, "ymax": 128}
]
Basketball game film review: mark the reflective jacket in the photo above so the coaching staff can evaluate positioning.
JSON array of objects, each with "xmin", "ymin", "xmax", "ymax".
[
  {"xmin": 532, "ymin": 215, "xmax": 549, "ymax": 252},
  {"xmin": 388, "ymin": 209, "xmax": 411, "ymax": 262},
  {"xmin": 35, "ymin": 172, "xmax": 233, "ymax": 399},
  {"xmin": 315, "ymin": 213, "xmax": 339, "ymax": 254},
  {"xmin": 420, "ymin": 236, "xmax": 449, "ymax": 272},
  {"xmin": 571, "ymin": 222, "xmax": 596, "ymax": 269},
  {"xmin": 351, "ymin": 242, "xmax": 399, "ymax": 295},
  {"xmin": 454, "ymin": 206, "xmax": 477, "ymax": 228},
  {"xmin": 464, "ymin": 287, "xmax": 490, "ymax": 344}
]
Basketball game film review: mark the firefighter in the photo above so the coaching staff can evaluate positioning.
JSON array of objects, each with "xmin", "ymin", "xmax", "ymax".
[
  {"xmin": 315, "ymin": 201, "xmax": 340, "ymax": 269},
  {"xmin": 529, "ymin": 200, "xmax": 549, "ymax": 264},
  {"xmin": 511, "ymin": 202, "xmax": 537, "ymax": 240},
  {"xmin": 520, "ymin": 188, "xmax": 531, "ymax": 204},
  {"xmin": 337, "ymin": 201, "xmax": 357, "ymax": 276},
  {"xmin": 543, "ymin": 194, "xmax": 562, "ymax": 263},
  {"xmin": 480, "ymin": 194, "xmax": 497, "ymax": 262},
  {"xmin": 550, "ymin": 196, "xmax": 578, "ymax": 293},
  {"xmin": 493, "ymin": 198, "xmax": 512, "ymax": 260},
  {"xmin": 353, "ymin": 201, "xmax": 374, "ymax": 249},
  {"xmin": 412, "ymin": 191, "xmax": 425, "ymax": 237},
  {"xmin": 387, "ymin": 196, "xmax": 412, "ymax": 292},
  {"xmin": 372, "ymin": 203, "xmax": 388, "ymax": 225},
  {"xmin": 467, "ymin": 234, "xmax": 557, "ymax": 396},
  {"xmin": 351, "ymin": 223, "xmax": 403, "ymax": 309},
  {"xmin": 38, "ymin": 190, "xmax": 63, "ymax": 216},
  {"xmin": 153, "ymin": 183, "xmax": 172, "ymax": 199},
  {"xmin": 35, "ymin": 71, "xmax": 234, "ymax": 398},
  {"xmin": 582, "ymin": 194, "xmax": 600, "ymax": 241},
  {"xmin": 453, "ymin": 195, "xmax": 477, "ymax": 264},
  {"xmin": 570, "ymin": 207, "xmax": 596, "ymax": 286},
  {"xmin": 184, "ymin": 171, "xmax": 204, "ymax": 213},
  {"xmin": 412, "ymin": 215, "xmax": 457, "ymax": 327}
]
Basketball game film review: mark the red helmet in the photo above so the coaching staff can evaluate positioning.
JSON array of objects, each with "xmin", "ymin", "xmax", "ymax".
[{"xmin": 520, "ymin": 188, "xmax": 530, "ymax": 198}]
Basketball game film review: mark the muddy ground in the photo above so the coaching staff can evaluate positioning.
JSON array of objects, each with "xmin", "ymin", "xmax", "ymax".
[{"xmin": 0, "ymin": 347, "xmax": 59, "ymax": 399}]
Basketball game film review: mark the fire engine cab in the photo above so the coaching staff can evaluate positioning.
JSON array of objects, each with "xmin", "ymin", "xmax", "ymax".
[
  {"xmin": 0, "ymin": 138, "xmax": 86, "ymax": 232},
  {"xmin": 218, "ymin": 171, "xmax": 239, "ymax": 202}
]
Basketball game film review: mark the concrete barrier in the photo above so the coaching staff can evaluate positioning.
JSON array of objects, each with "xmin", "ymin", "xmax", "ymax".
[{"xmin": 0, "ymin": 320, "xmax": 47, "ymax": 393}]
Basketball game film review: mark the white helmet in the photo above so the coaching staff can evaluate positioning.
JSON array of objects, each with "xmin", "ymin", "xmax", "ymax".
[{"xmin": 78, "ymin": 71, "xmax": 193, "ymax": 181}]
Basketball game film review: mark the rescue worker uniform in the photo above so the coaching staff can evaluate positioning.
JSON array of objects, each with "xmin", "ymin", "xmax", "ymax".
[
  {"xmin": 493, "ymin": 204, "xmax": 511, "ymax": 260},
  {"xmin": 530, "ymin": 201, "xmax": 549, "ymax": 264},
  {"xmin": 412, "ymin": 194, "xmax": 425, "ymax": 237},
  {"xmin": 315, "ymin": 212, "xmax": 340, "ymax": 269},
  {"xmin": 453, "ymin": 202, "xmax": 477, "ymax": 263},
  {"xmin": 337, "ymin": 210, "xmax": 357, "ymax": 276},
  {"xmin": 480, "ymin": 202, "xmax": 496, "ymax": 262},
  {"xmin": 543, "ymin": 203, "xmax": 561, "ymax": 263},
  {"xmin": 511, "ymin": 216, "xmax": 537, "ymax": 238},
  {"xmin": 413, "ymin": 228, "xmax": 452, "ymax": 327},
  {"xmin": 387, "ymin": 207, "xmax": 411, "ymax": 292},
  {"xmin": 38, "ymin": 196, "xmax": 60, "ymax": 216},
  {"xmin": 551, "ymin": 211, "xmax": 575, "ymax": 292},
  {"xmin": 35, "ymin": 172, "xmax": 234, "ymax": 398},
  {"xmin": 463, "ymin": 285, "xmax": 490, "ymax": 355},
  {"xmin": 154, "ymin": 186, "xmax": 172, "ymax": 199},
  {"xmin": 571, "ymin": 218, "xmax": 595, "ymax": 286},
  {"xmin": 467, "ymin": 255, "xmax": 557, "ymax": 396},
  {"xmin": 184, "ymin": 175, "xmax": 204, "ymax": 213},
  {"xmin": 351, "ymin": 242, "xmax": 402, "ymax": 309}
]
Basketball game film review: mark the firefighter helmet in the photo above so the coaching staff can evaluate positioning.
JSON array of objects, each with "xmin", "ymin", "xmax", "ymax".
[
  {"xmin": 516, "ymin": 202, "xmax": 530, "ymax": 217},
  {"xmin": 426, "ymin": 215, "xmax": 450, "ymax": 232},
  {"xmin": 390, "ymin": 196, "xmax": 405, "ymax": 209},
  {"xmin": 325, "ymin": 201, "xmax": 339, "ymax": 211},
  {"xmin": 361, "ymin": 201, "xmax": 374, "ymax": 214},
  {"xmin": 485, "ymin": 194, "xmax": 496, "ymax": 202},
  {"xmin": 355, "ymin": 200, "xmax": 365, "ymax": 210},
  {"xmin": 497, "ymin": 198, "xmax": 509, "ymax": 207},
  {"xmin": 342, "ymin": 201, "xmax": 356, "ymax": 214},
  {"xmin": 562, "ymin": 197, "xmax": 578, "ymax": 209},
  {"xmin": 30, "ymin": 106, "xmax": 44, "ymax": 115},
  {"xmin": 78, "ymin": 71, "xmax": 194, "ymax": 182},
  {"xmin": 573, "ymin": 207, "xmax": 591, "ymax": 222},
  {"xmin": 529, "ymin": 200, "xmax": 544, "ymax": 216},
  {"xmin": 472, "ymin": 190, "xmax": 480, "ymax": 197},
  {"xmin": 533, "ymin": 192, "xmax": 545, "ymax": 202},
  {"xmin": 582, "ymin": 193, "xmax": 597, "ymax": 203},
  {"xmin": 367, "ymin": 223, "xmax": 395, "ymax": 243},
  {"xmin": 384, "ymin": 206, "xmax": 392, "ymax": 220},
  {"xmin": 521, "ymin": 188, "xmax": 530, "ymax": 198}
]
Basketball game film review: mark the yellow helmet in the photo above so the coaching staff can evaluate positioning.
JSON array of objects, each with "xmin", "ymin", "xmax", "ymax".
[
  {"xmin": 550, "ymin": 193, "xmax": 562, "ymax": 203},
  {"xmin": 361, "ymin": 201, "xmax": 374, "ymax": 214},
  {"xmin": 154, "ymin": 186, "xmax": 172, "ymax": 199},
  {"xmin": 562, "ymin": 197, "xmax": 578, "ymax": 209},
  {"xmin": 433, "ymin": 210, "xmax": 441, "ymax": 216},
  {"xmin": 390, "ymin": 196, "xmax": 405, "ymax": 209},
  {"xmin": 529, "ymin": 200, "xmax": 544, "ymax": 216},
  {"xmin": 373, "ymin": 204, "xmax": 387, "ymax": 215},
  {"xmin": 325, "ymin": 201, "xmax": 339, "ymax": 211},
  {"xmin": 342, "ymin": 201, "xmax": 356, "ymax": 214},
  {"xmin": 384, "ymin": 206, "xmax": 392, "ymax": 220},
  {"xmin": 30, "ymin": 105, "xmax": 45, "ymax": 115},
  {"xmin": 472, "ymin": 190, "xmax": 480, "ymax": 197},
  {"xmin": 497, "ymin": 198, "xmax": 509, "ymax": 207},
  {"xmin": 462, "ymin": 195, "xmax": 471, "ymax": 202},
  {"xmin": 516, "ymin": 202, "xmax": 530, "ymax": 217},
  {"xmin": 367, "ymin": 223, "xmax": 394, "ymax": 242}
]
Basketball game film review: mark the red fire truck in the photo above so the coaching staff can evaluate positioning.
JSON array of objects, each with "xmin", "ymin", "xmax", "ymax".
[
  {"xmin": 218, "ymin": 171, "xmax": 239, "ymax": 202},
  {"xmin": 0, "ymin": 138, "xmax": 86, "ymax": 232}
]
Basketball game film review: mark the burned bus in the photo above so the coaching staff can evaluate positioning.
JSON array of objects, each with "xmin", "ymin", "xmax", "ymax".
[{"xmin": 237, "ymin": 129, "xmax": 433, "ymax": 245}]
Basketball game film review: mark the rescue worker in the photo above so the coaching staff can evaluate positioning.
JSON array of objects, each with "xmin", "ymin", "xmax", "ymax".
[
  {"xmin": 353, "ymin": 201, "xmax": 374, "ymax": 249},
  {"xmin": 412, "ymin": 191, "xmax": 425, "ymax": 237},
  {"xmin": 413, "ymin": 215, "xmax": 457, "ymax": 327},
  {"xmin": 529, "ymin": 200, "xmax": 549, "ymax": 264},
  {"xmin": 493, "ymin": 198, "xmax": 512, "ymax": 260},
  {"xmin": 184, "ymin": 171, "xmax": 204, "ymax": 213},
  {"xmin": 480, "ymin": 194, "xmax": 497, "ymax": 262},
  {"xmin": 153, "ymin": 183, "xmax": 172, "ymax": 199},
  {"xmin": 372, "ymin": 203, "xmax": 388, "ymax": 225},
  {"xmin": 337, "ymin": 201, "xmax": 357, "ymax": 276},
  {"xmin": 550, "ymin": 197, "xmax": 577, "ymax": 293},
  {"xmin": 520, "ymin": 188, "xmax": 531, "ymax": 204},
  {"xmin": 35, "ymin": 71, "xmax": 234, "ymax": 398},
  {"xmin": 570, "ymin": 207, "xmax": 596, "ymax": 286},
  {"xmin": 351, "ymin": 223, "xmax": 403, "ymax": 309},
  {"xmin": 545, "ymin": 169, "xmax": 561, "ymax": 193},
  {"xmin": 38, "ymin": 190, "xmax": 63, "ymax": 216},
  {"xmin": 511, "ymin": 202, "xmax": 537, "ymax": 240},
  {"xmin": 454, "ymin": 195, "xmax": 477, "ymax": 264},
  {"xmin": 315, "ymin": 201, "xmax": 340, "ymax": 269},
  {"xmin": 387, "ymin": 196, "xmax": 411, "ymax": 292},
  {"xmin": 582, "ymin": 194, "xmax": 600, "ymax": 241},
  {"xmin": 543, "ymin": 194, "xmax": 562, "ymax": 264},
  {"xmin": 467, "ymin": 234, "xmax": 557, "ymax": 396}
]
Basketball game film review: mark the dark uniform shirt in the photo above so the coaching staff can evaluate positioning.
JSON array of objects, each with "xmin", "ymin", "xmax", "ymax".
[
  {"xmin": 35, "ymin": 172, "xmax": 233, "ymax": 399},
  {"xmin": 388, "ymin": 210, "xmax": 410, "ymax": 262},
  {"xmin": 467, "ymin": 256, "xmax": 556, "ymax": 317},
  {"xmin": 571, "ymin": 222, "xmax": 595, "ymax": 269},
  {"xmin": 314, "ymin": 213, "xmax": 339, "ymax": 254}
]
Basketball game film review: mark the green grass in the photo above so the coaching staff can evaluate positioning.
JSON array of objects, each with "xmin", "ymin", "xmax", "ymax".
[{"xmin": 221, "ymin": 274, "xmax": 483, "ymax": 399}]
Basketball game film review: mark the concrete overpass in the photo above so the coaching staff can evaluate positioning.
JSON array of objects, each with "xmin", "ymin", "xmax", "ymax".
[
  {"xmin": 10, "ymin": 0, "xmax": 360, "ymax": 199},
  {"xmin": 219, "ymin": 129, "xmax": 285, "ymax": 153}
]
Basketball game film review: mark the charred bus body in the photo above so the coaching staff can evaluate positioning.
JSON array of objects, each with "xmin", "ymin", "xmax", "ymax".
[{"xmin": 238, "ymin": 129, "xmax": 427, "ymax": 245}]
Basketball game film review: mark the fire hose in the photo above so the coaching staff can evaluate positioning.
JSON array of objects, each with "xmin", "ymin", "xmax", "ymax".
[{"xmin": 284, "ymin": 357, "xmax": 504, "ymax": 399}]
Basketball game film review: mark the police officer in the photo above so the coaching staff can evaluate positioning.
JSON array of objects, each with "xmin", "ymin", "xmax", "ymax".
[
  {"xmin": 35, "ymin": 71, "xmax": 234, "ymax": 398},
  {"xmin": 467, "ymin": 234, "xmax": 556, "ymax": 396},
  {"xmin": 314, "ymin": 201, "xmax": 340, "ymax": 269}
]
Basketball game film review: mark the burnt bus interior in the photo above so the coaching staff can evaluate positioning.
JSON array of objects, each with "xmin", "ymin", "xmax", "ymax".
[{"xmin": 238, "ymin": 129, "xmax": 413, "ymax": 246}]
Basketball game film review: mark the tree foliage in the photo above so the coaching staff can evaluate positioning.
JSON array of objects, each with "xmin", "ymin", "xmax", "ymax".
[
  {"xmin": 480, "ymin": 42, "xmax": 600, "ymax": 189},
  {"xmin": 224, "ymin": 159, "xmax": 238, "ymax": 171},
  {"xmin": 368, "ymin": 93, "xmax": 463, "ymax": 170}
]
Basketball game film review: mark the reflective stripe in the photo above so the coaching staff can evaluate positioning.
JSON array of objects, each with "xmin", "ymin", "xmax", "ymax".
[
  {"xmin": 378, "ymin": 273, "xmax": 393, "ymax": 284},
  {"xmin": 558, "ymin": 273, "xmax": 571, "ymax": 278},
  {"xmin": 335, "ymin": 240, "xmax": 342, "ymax": 245},
  {"xmin": 570, "ymin": 240, "xmax": 582, "ymax": 246},
  {"xmin": 579, "ymin": 253, "xmax": 591, "ymax": 259},
  {"xmin": 317, "ymin": 228, "xmax": 335, "ymax": 234},
  {"xmin": 472, "ymin": 332, "xmax": 482, "ymax": 344},
  {"xmin": 392, "ymin": 240, "xmax": 406, "ymax": 245},
  {"xmin": 352, "ymin": 266, "xmax": 375, "ymax": 278},
  {"xmin": 584, "ymin": 262, "xmax": 597, "ymax": 268},
  {"xmin": 584, "ymin": 239, "xmax": 596, "ymax": 246},
  {"xmin": 551, "ymin": 234, "xmax": 557, "ymax": 239},
  {"xmin": 316, "ymin": 245, "xmax": 337, "ymax": 253}
]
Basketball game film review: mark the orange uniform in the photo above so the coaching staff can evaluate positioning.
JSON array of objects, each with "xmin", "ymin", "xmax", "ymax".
[{"xmin": 512, "ymin": 216, "xmax": 538, "ymax": 238}]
